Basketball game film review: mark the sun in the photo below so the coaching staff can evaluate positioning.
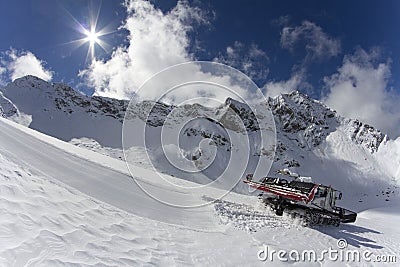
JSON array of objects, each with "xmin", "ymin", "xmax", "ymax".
[
  {"xmin": 84, "ymin": 29, "xmax": 100, "ymax": 45},
  {"xmin": 61, "ymin": 2, "xmax": 117, "ymax": 65},
  {"xmin": 76, "ymin": 26, "xmax": 104, "ymax": 64},
  {"xmin": 65, "ymin": 19, "xmax": 115, "ymax": 65}
]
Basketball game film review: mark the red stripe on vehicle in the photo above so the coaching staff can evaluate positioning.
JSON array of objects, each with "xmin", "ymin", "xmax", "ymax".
[{"xmin": 243, "ymin": 180, "xmax": 315, "ymax": 203}]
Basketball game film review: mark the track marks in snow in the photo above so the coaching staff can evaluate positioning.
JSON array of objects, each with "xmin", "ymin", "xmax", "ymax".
[{"xmin": 213, "ymin": 199, "xmax": 303, "ymax": 232}]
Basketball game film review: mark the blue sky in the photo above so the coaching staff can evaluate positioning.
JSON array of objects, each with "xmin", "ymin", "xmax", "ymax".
[{"xmin": 0, "ymin": 0, "xmax": 400, "ymax": 136}]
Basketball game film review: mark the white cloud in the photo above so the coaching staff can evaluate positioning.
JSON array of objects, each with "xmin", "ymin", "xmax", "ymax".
[
  {"xmin": 322, "ymin": 47, "xmax": 400, "ymax": 137},
  {"xmin": 80, "ymin": 0, "xmax": 210, "ymax": 100},
  {"xmin": 262, "ymin": 73, "xmax": 303, "ymax": 98},
  {"xmin": 262, "ymin": 68, "xmax": 312, "ymax": 98},
  {"xmin": 214, "ymin": 41, "xmax": 269, "ymax": 83},
  {"xmin": 0, "ymin": 49, "xmax": 53, "ymax": 82},
  {"xmin": 281, "ymin": 21, "xmax": 340, "ymax": 60},
  {"xmin": 271, "ymin": 15, "xmax": 291, "ymax": 27},
  {"xmin": 0, "ymin": 66, "xmax": 6, "ymax": 85},
  {"xmin": 267, "ymin": 21, "xmax": 338, "ymax": 99}
]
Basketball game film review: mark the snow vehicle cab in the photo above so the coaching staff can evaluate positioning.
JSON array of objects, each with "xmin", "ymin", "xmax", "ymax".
[{"xmin": 243, "ymin": 172, "xmax": 357, "ymax": 225}]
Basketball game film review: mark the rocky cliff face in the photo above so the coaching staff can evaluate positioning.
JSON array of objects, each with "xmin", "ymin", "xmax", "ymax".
[{"xmin": 269, "ymin": 91, "xmax": 384, "ymax": 153}]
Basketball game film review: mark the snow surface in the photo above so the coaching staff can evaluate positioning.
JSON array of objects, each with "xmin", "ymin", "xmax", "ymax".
[{"xmin": 1, "ymin": 117, "xmax": 399, "ymax": 266}]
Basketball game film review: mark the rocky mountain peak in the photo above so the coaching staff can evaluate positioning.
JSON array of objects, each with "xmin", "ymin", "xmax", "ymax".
[
  {"xmin": 343, "ymin": 119, "xmax": 385, "ymax": 153},
  {"xmin": 269, "ymin": 91, "xmax": 337, "ymax": 132}
]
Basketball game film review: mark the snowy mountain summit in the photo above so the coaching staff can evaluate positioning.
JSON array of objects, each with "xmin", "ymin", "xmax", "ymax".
[
  {"xmin": 0, "ymin": 75, "xmax": 399, "ymax": 207},
  {"xmin": 270, "ymin": 91, "xmax": 384, "ymax": 153},
  {"xmin": 0, "ymin": 75, "xmax": 127, "ymax": 147}
]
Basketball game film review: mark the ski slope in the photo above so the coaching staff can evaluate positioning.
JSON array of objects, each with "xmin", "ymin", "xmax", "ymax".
[
  {"xmin": 0, "ymin": 118, "xmax": 223, "ymax": 228},
  {"xmin": 0, "ymin": 117, "xmax": 399, "ymax": 266}
]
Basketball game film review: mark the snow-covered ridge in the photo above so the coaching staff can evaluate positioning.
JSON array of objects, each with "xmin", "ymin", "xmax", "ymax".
[
  {"xmin": 269, "ymin": 91, "xmax": 385, "ymax": 153},
  {"xmin": 6, "ymin": 75, "xmax": 128, "ymax": 121},
  {"xmin": 0, "ymin": 76, "xmax": 127, "ymax": 147},
  {"xmin": 342, "ymin": 118, "xmax": 385, "ymax": 153},
  {"xmin": 0, "ymin": 75, "xmax": 387, "ymax": 153}
]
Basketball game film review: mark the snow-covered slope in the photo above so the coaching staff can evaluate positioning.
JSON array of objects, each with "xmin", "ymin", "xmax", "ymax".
[{"xmin": 0, "ymin": 117, "xmax": 399, "ymax": 266}]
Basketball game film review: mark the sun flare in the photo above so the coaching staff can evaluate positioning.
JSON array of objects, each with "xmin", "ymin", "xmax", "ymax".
[
  {"xmin": 84, "ymin": 29, "xmax": 100, "ymax": 45},
  {"xmin": 62, "ymin": 1, "xmax": 117, "ymax": 65}
]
